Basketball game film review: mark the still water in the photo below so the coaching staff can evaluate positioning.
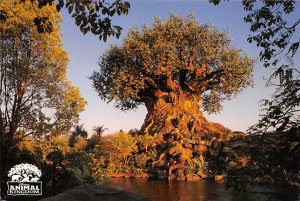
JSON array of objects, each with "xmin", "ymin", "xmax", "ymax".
[
  {"xmin": 111, "ymin": 178, "xmax": 228, "ymax": 201},
  {"xmin": 109, "ymin": 178, "xmax": 300, "ymax": 201}
]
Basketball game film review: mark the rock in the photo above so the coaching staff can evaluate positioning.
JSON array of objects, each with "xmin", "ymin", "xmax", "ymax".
[
  {"xmin": 211, "ymin": 136, "xmax": 217, "ymax": 142},
  {"xmin": 248, "ymin": 143, "xmax": 257, "ymax": 148},
  {"xmin": 157, "ymin": 171, "xmax": 168, "ymax": 179},
  {"xmin": 209, "ymin": 140, "xmax": 222, "ymax": 157},
  {"xmin": 263, "ymin": 174, "xmax": 273, "ymax": 181},
  {"xmin": 237, "ymin": 156, "xmax": 250, "ymax": 167},
  {"xmin": 225, "ymin": 133, "xmax": 234, "ymax": 141},
  {"xmin": 288, "ymin": 180, "xmax": 300, "ymax": 190},
  {"xmin": 176, "ymin": 169, "xmax": 186, "ymax": 181},
  {"xmin": 168, "ymin": 173, "xmax": 177, "ymax": 180},
  {"xmin": 222, "ymin": 147, "xmax": 234, "ymax": 154},
  {"xmin": 39, "ymin": 184, "xmax": 150, "ymax": 201},
  {"xmin": 186, "ymin": 173, "xmax": 200, "ymax": 181},
  {"xmin": 133, "ymin": 173, "xmax": 150, "ymax": 178},
  {"xmin": 198, "ymin": 140, "xmax": 210, "ymax": 146},
  {"xmin": 196, "ymin": 170, "xmax": 208, "ymax": 179},
  {"xmin": 183, "ymin": 143, "xmax": 193, "ymax": 149},
  {"xmin": 253, "ymin": 177, "xmax": 263, "ymax": 183},
  {"xmin": 194, "ymin": 145, "xmax": 208, "ymax": 155},
  {"xmin": 254, "ymin": 174, "xmax": 274, "ymax": 183},
  {"xmin": 228, "ymin": 161, "xmax": 237, "ymax": 168},
  {"xmin": 231, "ymin": 131, "xmax": 246, "ymax": 136},
  {"xmin": 228, "ymin": 141, "xmax": 248, "ymax": 149},
  {"xmin": 187, "ymin": 139, "xmax": 196, "ymax": 144},
  {"xmin": 106, "ymin": 173, "xmax": 126, "ymax": 178},
  {"xmin": 214, "ymin": 175, "xmax": 225, "ymax": 183}
]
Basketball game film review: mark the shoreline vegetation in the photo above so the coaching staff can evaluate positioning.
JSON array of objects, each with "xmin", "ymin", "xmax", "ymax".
[
  {"xmin": 15, "ymin": 125, "xmax": 300, "ymax": 199},
  {"xmin": 99, "ymin": 128, "xmax": 300, "ymax": 189}
]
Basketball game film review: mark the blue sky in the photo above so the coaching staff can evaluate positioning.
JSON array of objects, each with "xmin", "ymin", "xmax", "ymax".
[{"xmin": 61, "ymin": 1, "xmax": 299, "ymax": 135}]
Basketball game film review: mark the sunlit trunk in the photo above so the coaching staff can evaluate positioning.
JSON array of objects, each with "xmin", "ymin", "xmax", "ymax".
[
  {"xmin": 141, "ymin": 81, "xmax": 227, "ymax": 180},
  {"xmin": 141, "ymin": 89, "xmax": 223, "ymax": 141}
]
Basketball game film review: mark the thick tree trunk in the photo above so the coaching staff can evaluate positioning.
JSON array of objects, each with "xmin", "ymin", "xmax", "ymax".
[
  {"xmin": 141, "ymin": 89, "xmax": 224, "ymax": 141},
  {"xmin": 140, "ymin": 83, "xmax": 228, "ymax": 180}
]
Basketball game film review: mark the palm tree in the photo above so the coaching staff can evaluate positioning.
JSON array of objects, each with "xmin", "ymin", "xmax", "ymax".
[
  {"xmin": 69, "ymin": 124, "xmax": 88, "ymax": 147},
  {"xmin": 92, "ymin": 125, "xmax": 108, "ymax": 136},
  {"xmin": 72, "ymin": 124, "xmax": 88, "ymax": 138}
]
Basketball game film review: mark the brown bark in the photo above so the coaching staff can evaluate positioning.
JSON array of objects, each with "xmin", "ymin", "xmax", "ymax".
[
  {"xmin": 140, "ymin": 76, "xmax": 228, "ymax": 180},
  {"xmin": 141, "ymin": 85, "xmax": 224, "ymax": 141}
]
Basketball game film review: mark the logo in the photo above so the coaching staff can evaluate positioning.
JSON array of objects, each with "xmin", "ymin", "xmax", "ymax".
[{"xmin": 7, "ymin": 163, "xmax": 42, "ymax": 196}]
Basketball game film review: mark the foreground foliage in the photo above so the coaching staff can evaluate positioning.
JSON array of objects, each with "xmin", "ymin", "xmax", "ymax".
[
  {"xmin": 0, "ymin": 1, "xmax": 85, "ymax": 199},
  {"xmin": 0, "ymin": 0, "xmax": 130, "ymax": 41},
  {"xmin": 220, "ymin": 127, "xmax": 300, "ymax": 198},
  {"xmin": 210, "ymin": 1, "xmax": 300, "ymax": 197}
]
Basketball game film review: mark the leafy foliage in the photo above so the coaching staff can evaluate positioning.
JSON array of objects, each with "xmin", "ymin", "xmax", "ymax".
[
  {"xmin": 0, "ymin": 0, "xmax": 130, "ymax": 41},
  {"xmin": 69, "ymin": 124, "xmax": 88, "ymax": 147},
  {"xmin": 0, "ymin": 2, "xmax": 86, "ymax": 198},
  {"xmin": 249, "ymin": 65, "xmax": 300, "ymax": 133},
  {"xmin": 18, "ymin": 133, "xmax": 107, "ymax": 196},
  {"xmin": 221, "ymin": 128, "xmax": 300, "ymax": 196},
  {"xmin": 136, "ymin": 133, "xmax": 155, "ymax": 152},
  {"xmin": 209, "ymin": 1, "xmax": 300, "ymax": 194},
  {"xmin": 91, "ymin": 14, "xmax": 253, "ymax": 113},
  {"xmin": 185, "ymin": 154, "xmax": 207, "ymax": 174},
  {"xmin": 240, "ymin": 0, "xmax": 300, "ymax": 132},
  {"xmin": 241, "ymin": 0, "xmax": 299, "ymax": 68},
  {"xmin": 110, "ymin": 131, "xmax": 137, "ymax": 158},
  {"xmin": 211, "ymin": 0, "xmax": 299, "ymax": 67},
  {"xmin": 93, "ymin": 125, "xmax": 108, "ymax": 136},
  {"xmin": 0, "ymin": 0, "xmax": 86, "ymax": 144},
  {"xmin": 211, "ymin": 0, "xmax": 300, "ymax": 132},
  {"xmin": 93, "ymin": 131, "xmax": 156, "ymax": 174},
  {"xmin": 106, "ymin": 131, "xmax": 138, "ymax": 173}
]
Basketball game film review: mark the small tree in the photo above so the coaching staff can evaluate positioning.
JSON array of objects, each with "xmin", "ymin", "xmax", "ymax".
[
  {"xmin": 69, "ymin": 124, "xmax": 88, "ymax": 147},
  {"xmin": 108, "ymin": 131, "xmax": 137, "ymax": 172},
  {"xmin": 91, "ymin": 15, "xmax": 254, "ymax": 139},
  {"xmin": 93, "ymin": 125, "xmax": 108, "ymax": 136}
]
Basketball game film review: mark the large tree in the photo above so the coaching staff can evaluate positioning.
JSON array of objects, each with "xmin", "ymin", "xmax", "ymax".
[
  {"xmin": 91, "ymin": 15, "xmax": 254, "ymax": 140},
  {"xmin": 0, "ymin": 0, "xmax": 86, "ymax": 173}
]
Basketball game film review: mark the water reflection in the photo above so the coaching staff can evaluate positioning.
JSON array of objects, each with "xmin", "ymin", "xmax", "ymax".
[
  {"xmin": 109, "ymin": 178, "xmax": 300, "ymax": 201},
  {"xmin": 110, "ymin": 178, "xmax": 229, "ymax": 201}
]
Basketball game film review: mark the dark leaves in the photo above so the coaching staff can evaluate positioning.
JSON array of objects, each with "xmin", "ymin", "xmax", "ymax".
[
  {"xmin": 239, "ymin": 1, "xmax": 300, "ymax": 133},
  {"xmin": 20, "ymin": 0, "xmax": 131, "ymax": 41},
  {"xmin": 64, "ymin": 0, "xmax": 129, "ymax": 40},
  {"xmin": 56, "ymin": 0, "xmax": 64, "ymax": 12},
  {"xmin": 33, "ymin": 17, "xmax": 53, "ymax": 34},
  {"xmin": 249, "ymin": 65, "xmax": 300, "ymax": 133},
  {"xmin": 242, "ymin": 1, "xmax": 299, "ymax": 67},
  {"xmin": 0, "ymin": 9, "xmax": 7, "ymax": 23},
  {"xmin": 288, "ymin": 42, "xmax": 300, "ymax": 57},
  {"xmin": 209, "ymin": 0, "xmax": 221, "ymax": 6},
  {"xmin": 67, "ymin": 4, "xmax": 73, "ymax": 14},
  {"xmin": 211, "ymin": 1, "xmax": 299, "ymax": 68}
]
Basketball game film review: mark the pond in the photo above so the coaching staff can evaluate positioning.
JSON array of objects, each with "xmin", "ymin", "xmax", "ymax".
[{"xmin": 109, "ymin": 178, "xmax": 300, "ymax": 201}]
